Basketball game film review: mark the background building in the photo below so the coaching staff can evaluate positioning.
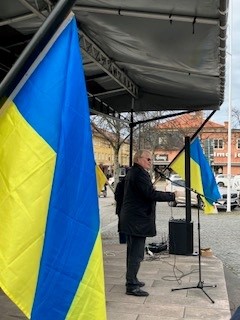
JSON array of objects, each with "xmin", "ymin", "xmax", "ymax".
[
  {"xmin": 154, "ymin": 112, "xmax": 240, "ymax": 175},
  {"xmin": 92, "ymin": 127, "xmax": 130, "ymax": 176}
]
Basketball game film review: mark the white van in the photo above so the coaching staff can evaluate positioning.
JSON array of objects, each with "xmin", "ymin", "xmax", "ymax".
[{"xmin": 232, "ymin": 175, "xmax": 240, "ymax": 191}]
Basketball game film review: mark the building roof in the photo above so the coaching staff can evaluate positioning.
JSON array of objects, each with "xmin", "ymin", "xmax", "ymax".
[{"xmin": 158, "ymin": 112, "xmax": 226, "ymax": 130}]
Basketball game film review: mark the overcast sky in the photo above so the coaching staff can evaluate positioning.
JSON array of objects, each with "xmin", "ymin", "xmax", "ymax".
[{"xmin": 211, "ymin": 0, "xmax": 240, "ymax": 126}]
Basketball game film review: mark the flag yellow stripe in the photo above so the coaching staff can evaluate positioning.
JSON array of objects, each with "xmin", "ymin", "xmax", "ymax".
[
  {"xmin": 66, "ymin": 232, "xmax": 107, "ymax": 319},
  {"xmin": 0, "ymin": 101, "xmax": 56, "ymax": 317},
  {"xmin": 171, "ymin": 152, "xmax": 216, "ymax": 214}
]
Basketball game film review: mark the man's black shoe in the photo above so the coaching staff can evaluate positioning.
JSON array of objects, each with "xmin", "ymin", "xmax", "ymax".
[
  {"xmin": 137, "ymin": 281, "xmax": 145, "ymax": 287},
  {"xmin": 125, "ymin": 281, "xmax": 145, "ymax": 287},
  {"xmin": 126, "ymin": 288, "xmax": 149, "ymax": 296}
]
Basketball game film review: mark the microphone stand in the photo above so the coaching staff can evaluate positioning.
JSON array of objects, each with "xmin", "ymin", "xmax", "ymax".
[
  {"xmin": 171, "ymin": 193, "xmax": 216, "ymax": 304},
  {"xmin": 155, "ymin": 169, "xmax": 217, "ymax": 304}
]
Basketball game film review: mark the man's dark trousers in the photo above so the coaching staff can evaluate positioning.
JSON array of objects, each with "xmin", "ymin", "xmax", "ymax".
[{"xmin": 126, "ymin": 235, "xmax": 146, "ymax": 289}]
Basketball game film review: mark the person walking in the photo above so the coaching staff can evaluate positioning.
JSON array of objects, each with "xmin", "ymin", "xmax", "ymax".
[
  {"xmin": 120, "ymin": 149, "xmax": 176, "ymax": 296},
  {"xmin": 114, "ymin": 173, "xmax": 128, "ymax": 244}
]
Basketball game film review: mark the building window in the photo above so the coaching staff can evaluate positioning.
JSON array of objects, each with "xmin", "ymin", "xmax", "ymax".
[
  {"xmin": 214, "ymin": 139, "xmax": 224, "ymax": 149},
  {"xmin": 237, "ymin": 139, "xmax": 240, "ymax": 150}
]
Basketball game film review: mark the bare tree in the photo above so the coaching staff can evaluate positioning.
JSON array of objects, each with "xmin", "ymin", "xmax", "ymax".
[
  {"xmin": 91, "ymin": 114, "xmax": 131, "ymax": 188},
  {"xmin": 232, "ymin": 107, "xmax": 240, "ymax": 128},
  {"xmin": 132, "ymin": 111, "xmax": 175, "ymax": 177},
  {"xmin": 91, "ymin": 110, "xmax": 186, "ymax": 184},
  {"xmin": 92, "ymin": 111, "xmax": 169, "ymax": 184},
  {"xmin": 134, "ymin": 111, "xmax": 183, "ymax": 151}
]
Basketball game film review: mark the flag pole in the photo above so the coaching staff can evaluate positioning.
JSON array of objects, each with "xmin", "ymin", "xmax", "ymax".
[
  {"xmin": 0, "ymin": 0, "xmax": 77, "ymax": 102},
  {"xmin": 226, "ymin": 0, "xmax": 232, "ymax": 212},
  {"xmin": 185, "ymin": 136, "xmax": 191, "ymax": 223}
]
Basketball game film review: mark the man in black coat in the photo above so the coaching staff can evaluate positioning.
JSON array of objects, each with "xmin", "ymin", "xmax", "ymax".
[
  {"xmin": 114, "ymin": 175, "xmax": 127, "ymax": 244},
  {"xmin": 120, "ymin": 149, "xmax": 176, "ymax": 296}
]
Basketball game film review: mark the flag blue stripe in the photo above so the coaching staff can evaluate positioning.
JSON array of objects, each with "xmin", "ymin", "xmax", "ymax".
[
  {"xmin": 190, "ymin": 138, "xmax": 220, "ymax": 204},
  {"xmin": 14, "ymin": 38, "xmax": 66, "ymax": 152},
  {"xmin": 14, "ymin": 18, "xmax": 100, "ymax": 319}
]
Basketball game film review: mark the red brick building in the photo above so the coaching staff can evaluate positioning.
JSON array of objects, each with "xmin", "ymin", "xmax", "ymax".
[{"xmin": 153, "ymin": 112, "xmax": 240, "ymax": 175}]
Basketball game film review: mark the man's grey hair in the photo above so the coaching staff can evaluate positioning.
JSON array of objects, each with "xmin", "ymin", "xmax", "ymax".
[{"xmin": 133, "ymin": 149, "xmax": 151, "ymax": 163}]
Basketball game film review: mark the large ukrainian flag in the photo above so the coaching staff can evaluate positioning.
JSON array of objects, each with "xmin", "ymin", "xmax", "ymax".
[
  {"xmin": 170, "ymin": 137, "xmax": 221, "ymax": 214},
  {"xmin": 0, "ymin": 14, "xmax": 106, "ymax": 320}
]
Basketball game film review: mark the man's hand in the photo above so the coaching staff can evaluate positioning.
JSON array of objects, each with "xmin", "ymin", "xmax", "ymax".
[{"xmin": 173, "ymin": 190, "xmax": 179, "ymax": 199}]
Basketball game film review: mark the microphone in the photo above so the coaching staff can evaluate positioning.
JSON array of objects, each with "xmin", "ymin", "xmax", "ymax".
[{"xmin": 154, "ymin": 167, "xmax": 166, "ymax": 178}]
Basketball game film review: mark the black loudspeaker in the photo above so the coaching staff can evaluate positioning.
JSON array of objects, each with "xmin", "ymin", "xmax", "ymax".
[{"xmin": 169, "ymin": 219, "xmax": 193, "ymax": 255}]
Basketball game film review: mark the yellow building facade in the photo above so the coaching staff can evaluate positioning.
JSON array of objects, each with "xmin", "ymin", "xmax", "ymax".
[{"xmin": 92, "ymin": 130, "xmax": 130, "ymax": 174}]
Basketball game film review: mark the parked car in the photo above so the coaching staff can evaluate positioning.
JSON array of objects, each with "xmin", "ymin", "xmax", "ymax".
[
  {"xmin": 168, "ymin": 174, "xmax": 182, "ymax": 181},
  {"xmin": 166, "ymin": 179, "xmax": 200, "ymax": 208},
  {"xmin": 165, "ymin": 179, "xmax": 239, "ymax": 210},
  {"xmin": 215, "ymin": 174, "xmax": 234, "ymax": 187},
  {"xmin": 232, "ymin": 175, "xmax": 240, "ymax": 191}
]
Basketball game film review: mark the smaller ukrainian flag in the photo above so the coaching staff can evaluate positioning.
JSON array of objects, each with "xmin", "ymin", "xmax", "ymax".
[{"xmin": 170, "ymin": 137, "xmax": 221, "ymax": 214}]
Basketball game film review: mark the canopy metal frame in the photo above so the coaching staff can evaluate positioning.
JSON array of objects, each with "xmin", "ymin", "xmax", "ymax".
[{"xmin": 0, "ymin": 0, "xmax": 228, "ymax": 117}]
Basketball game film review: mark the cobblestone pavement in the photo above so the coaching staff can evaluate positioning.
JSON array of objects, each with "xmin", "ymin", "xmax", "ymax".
[
  {"xmin": 155, "ymin": 205, "xmax": 240, "ymax": 278},
  {"xmin": 100, "ymin": 185, "xmax": 240, "ymax": 315}
]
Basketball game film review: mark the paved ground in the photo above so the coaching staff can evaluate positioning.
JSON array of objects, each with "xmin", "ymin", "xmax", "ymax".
[
  {"xmin": 1, "ymin": 182, "xmax": 239, "ymax": 319},
  {"xmin": 104, "ymin": 243, "xmax": 230, "ymax": 320},
  {"xmin": 101, "ymin": 183, "xmax": 240, "ymax": 318}
]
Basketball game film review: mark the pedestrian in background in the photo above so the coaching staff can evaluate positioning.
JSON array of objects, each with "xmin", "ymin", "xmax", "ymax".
[{"xmin": 114, "ymin": 171, "xmax": 129, "ymax": 244}]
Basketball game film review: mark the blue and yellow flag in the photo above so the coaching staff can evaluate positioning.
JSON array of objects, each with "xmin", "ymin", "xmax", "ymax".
[
  {"xmin": 96, "ymin": 165, "xmax": 107, "ymax": 195},
  {"xmin": 170, "ymin": 137, "xmax": 221, "ymax": 214},
  {"xmin": 0, "ymin": 15, "xmax": 106, "ymax": 319}
]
